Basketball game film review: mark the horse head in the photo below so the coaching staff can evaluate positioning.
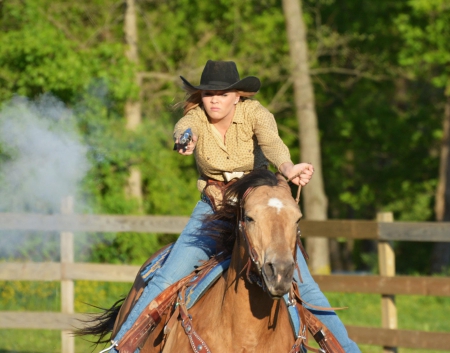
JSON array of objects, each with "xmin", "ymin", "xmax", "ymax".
[{"xmin": 225, "ymin": 169, "xmax": 302, "ymax": 299}]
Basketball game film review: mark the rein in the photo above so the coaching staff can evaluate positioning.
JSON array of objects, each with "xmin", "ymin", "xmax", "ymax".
[
  {"xmin": 286, "ymin": 172, "xmax": 303, "ymax": 204},
  {"xmin": 237, "ymin": 186, "xmax": 266, "ymax": 288}
]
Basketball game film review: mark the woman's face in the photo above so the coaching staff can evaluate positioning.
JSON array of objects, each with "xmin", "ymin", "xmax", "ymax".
[{"xmin": 201, "ymin": 90, "xmax": 240, "ymax": 123}]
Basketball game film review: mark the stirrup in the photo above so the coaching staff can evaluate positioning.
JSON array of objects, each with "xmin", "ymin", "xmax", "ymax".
[{"xmin": 98, "ymin": 340, "xmax": 118, "ymax": 353}]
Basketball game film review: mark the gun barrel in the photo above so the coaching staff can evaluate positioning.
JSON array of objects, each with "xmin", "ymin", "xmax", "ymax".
[
  {"xmin": 180, "ymin": 133, "xmax": 190, "ymax": 144},
  {"xmin": 179, "ymin": 128, "xmax": 192, "ymax": 144}
]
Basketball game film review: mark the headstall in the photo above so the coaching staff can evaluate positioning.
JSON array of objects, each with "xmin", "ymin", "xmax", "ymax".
[{"xmin": 237, "ymin": 187, "xmax": 267, "ymax": 289}]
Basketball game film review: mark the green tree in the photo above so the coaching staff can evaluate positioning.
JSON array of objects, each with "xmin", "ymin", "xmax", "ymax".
[
  {"xmin": 0, "ymin": 0, "xmax": 198, "ymax": 263},
  {"xmin": 1, "ymin": 0, "xmax": 445, "ymax": 273},
  {"xmin": 395, "ymin": 0, "xmax": 450, "ymax": 273},
  {"xmin": 0, "ymin": 0, "xmax": 136, "ymax": 103},
  {"xmin": 299, "ymin": 0, "xmax": 443, "ymax": 272}
]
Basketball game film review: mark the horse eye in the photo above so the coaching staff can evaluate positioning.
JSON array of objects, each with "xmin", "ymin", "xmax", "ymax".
[{"xmin": 244, "ymin": 215, "xmax": 254, "ymax": 223}]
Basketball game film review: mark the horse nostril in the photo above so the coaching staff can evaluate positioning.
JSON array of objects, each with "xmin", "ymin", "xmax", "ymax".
[
  {"xmin": 269, "ymin": 263, "xmax": 276, "ymax": 274},
  {"xmin": 262, "ymin": 262, "xmax": 276, "ymax": 279},
  {"xmin": 263, "ymin": 261, "xmax": 295, "ymax": 280},
  {"xmin": 289, "ymin": 262, "xmax": 295, "ymax": 272},
  {"xmin": 289, "ymin": 262, "xmax": 295, "ymax": 277}
]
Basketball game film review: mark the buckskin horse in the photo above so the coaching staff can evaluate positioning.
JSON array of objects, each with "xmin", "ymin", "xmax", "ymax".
[{"xmin": 78, "ymin": 169, "xmax": 344, "ymax": 353}]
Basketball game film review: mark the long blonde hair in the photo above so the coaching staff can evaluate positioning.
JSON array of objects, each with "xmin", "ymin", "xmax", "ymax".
[{"xmin": 180, "ymin": 84, "xmax": 258, "ymax": 115}]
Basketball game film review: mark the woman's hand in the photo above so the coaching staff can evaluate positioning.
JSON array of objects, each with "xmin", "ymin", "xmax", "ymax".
[
  {"xmin": 279, "ymin": 162, "xmax": 314, "ymax": 186},
  {"xmin": 175, "ymin": 134, "xmax": 198, "ymax": 155}
]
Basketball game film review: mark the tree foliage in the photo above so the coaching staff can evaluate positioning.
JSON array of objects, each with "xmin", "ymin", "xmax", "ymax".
[{"xmin": 0, "ymin": 0, "xmax": 447, "ymax": 272}]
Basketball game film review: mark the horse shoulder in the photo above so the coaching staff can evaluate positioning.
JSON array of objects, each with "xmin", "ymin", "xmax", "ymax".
[
  {"xmin": 143, "ymin": 274, "xmax": 229, "ymax": 353},
  {"xmin": 181, "ymin": 274, "xmax": 231, "ymax": 350}
]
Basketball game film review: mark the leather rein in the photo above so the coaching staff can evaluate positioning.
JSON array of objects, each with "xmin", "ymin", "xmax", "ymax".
[{"xmin": 237, "ymin": 186, "xmax": 266, "ymax": 288}]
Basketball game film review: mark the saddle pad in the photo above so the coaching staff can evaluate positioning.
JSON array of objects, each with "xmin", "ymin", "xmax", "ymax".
[
  {"xmin": 184, "ymin": 257, "xmax": 231, "ymax": 309},
  {"xmin": 140, "ymin": 243, "xmax": 174, "ymax": 283}
]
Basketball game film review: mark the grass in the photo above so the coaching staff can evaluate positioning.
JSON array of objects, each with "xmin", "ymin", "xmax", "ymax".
[
  {"xmin": 0, "ymin": 331, "xmax": 110, "ymax": 353},
  {"xmin": 326, "ymin": 292, "xmax": 450, "ymax": 353},
  {"xmin": 326, "ymin": 292, "xmax": 450, "ymax": 332},
  {"xmin": 1, "ymin": 282, "xmax": 449, "ymax": 353}
]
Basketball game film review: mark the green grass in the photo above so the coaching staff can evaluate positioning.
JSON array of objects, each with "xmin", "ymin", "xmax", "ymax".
[
  {"xmin": 0, "ymin": 331, "xmax": 111, "ymax": 353},
  {"xmin": 1, "ymin": 282, "xmax": 449, "ymax": 353},
  {"xmin": 326, "ymin": 292, "xmax": 450, "ymax": 332},
  {"xmin": 326, "ymin": 292, "xmax": 450, "ymax": 353}
]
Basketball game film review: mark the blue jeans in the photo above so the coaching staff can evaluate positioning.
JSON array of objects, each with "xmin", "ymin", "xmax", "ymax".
[
  {"xmin": 289, "ymin": 250, "xmax": 361, "ymax": 352},
  {"xmin": 111, "ymin": 200, "xmax": 360, "ymax": 353}
]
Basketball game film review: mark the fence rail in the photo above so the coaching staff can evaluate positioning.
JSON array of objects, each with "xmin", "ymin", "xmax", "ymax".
[
  {"xmin": 0, "ymin": 312, "xmax": 448, "ymax": 350},
  {"xmin": 1, "ymin": 212, "xmax": 450, "ymax": 241},
  {"xmin": 1, "ymin": 262, "xmax": 449, "ymax": 296},
  {"xmin": 1, "ymin": 212, "xmax": 450, "ymax": 352}
]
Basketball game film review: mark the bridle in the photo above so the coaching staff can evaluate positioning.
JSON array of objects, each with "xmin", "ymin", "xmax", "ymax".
[
  {"xmin": 237, "ymin": 186, "xmax": 265, "ymax": 288},
  {"xmin": 237, "ymin": 173, "xmax": 304, "ymax": 290}
]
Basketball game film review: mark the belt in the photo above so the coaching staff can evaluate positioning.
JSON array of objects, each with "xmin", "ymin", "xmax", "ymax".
[
  {"xmin": 223, "ymin": 167, "xmax": 267, "ymax": 182},
  {"xmin": 223, "ymin": 171, "xmax": 246, "ymax": 182}
]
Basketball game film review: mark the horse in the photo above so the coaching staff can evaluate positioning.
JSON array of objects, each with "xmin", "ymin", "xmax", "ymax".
[{"xmin": 78, "ymin": 169, "xmax": 340, "ymax": 353}]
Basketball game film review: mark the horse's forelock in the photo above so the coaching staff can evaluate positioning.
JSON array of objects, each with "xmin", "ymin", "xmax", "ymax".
[
  {"xmin": 275, "ymin": 173, "xmax": 290, "ymax": 192},
  {"xmin": 225, "ymin": 169, "xmax": 279, "ymax": 202}
]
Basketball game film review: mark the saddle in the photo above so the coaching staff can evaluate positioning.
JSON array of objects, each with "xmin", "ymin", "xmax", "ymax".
[
  {"xmin": 111, "ymin": 246, "xmax": 345, "ymax": 353},
  {"xmin": 203, "ymin": 177, "xmax": 238, "ymax": 211}
]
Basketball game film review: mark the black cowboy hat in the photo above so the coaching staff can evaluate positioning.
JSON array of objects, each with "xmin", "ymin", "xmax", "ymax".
[{"xmin": 180, "ymin": 60, "xmax": 261, "ymax": 92}]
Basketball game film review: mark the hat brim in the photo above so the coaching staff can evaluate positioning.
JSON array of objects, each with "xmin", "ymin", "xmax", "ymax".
[{"xmin": 180, "ymin": 76, "xmax": 261, "ymax": 93}]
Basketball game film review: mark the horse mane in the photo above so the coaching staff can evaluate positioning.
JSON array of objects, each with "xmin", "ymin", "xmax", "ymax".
[{"xmin": 205, "ymin": 169, "xmax": 279, "ymax": 253}]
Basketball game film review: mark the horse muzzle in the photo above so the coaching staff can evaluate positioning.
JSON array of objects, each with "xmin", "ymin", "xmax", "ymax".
[{"xmin": 261, "ymin": 258, "xmax": 295, "ymax": 299}]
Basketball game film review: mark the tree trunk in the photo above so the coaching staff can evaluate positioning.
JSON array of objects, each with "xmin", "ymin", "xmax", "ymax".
[
  {"xmin": 431, "ymin": 94, "xmax": 450, "ymax": 273},
  {"xmin": 124, "ymin": 0, "xmax": 143, "ymax": 210},
  {"xmin": 282, "ymin": 0, "xmax": 330, "ymax": 274}
]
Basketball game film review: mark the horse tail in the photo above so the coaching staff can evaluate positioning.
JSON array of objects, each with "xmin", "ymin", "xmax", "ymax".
[{"xmin": 75, "ymin": 297, "xmax": 124, "ymax": 344}]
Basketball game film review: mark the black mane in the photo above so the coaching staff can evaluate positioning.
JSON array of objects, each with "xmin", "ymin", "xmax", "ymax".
[
  {"xmin": 205, "ymin": 169, "xmax": 279, "ymax": 253},
  {"xmin": 226, "ymin": 168, "xmax": 279, "ymax": 201}
]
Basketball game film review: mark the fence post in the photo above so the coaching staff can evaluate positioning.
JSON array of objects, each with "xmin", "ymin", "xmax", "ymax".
[
  {"xmin": 61, "ymin": 196, "xmax": 75, "ymax": 353},
  {"xmin": 377, "ymin": 211, "xmax": 397, "ymax": 353}
]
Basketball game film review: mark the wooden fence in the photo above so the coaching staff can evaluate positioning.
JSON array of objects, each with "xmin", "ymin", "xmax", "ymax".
[{"xmin": 1, "ymin": 210, "xmax": 450, "ymax": 353}]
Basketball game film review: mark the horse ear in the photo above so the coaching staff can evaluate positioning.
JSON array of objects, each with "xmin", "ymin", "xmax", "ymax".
[{"xmin": 275, "ymin": 172, "xmax": 290, "ymax": 191}]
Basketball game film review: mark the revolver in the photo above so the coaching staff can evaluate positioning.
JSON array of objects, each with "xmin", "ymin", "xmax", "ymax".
[{"xmin": 173, "ymin": 128, "xmax": 193, "ymax": 152}]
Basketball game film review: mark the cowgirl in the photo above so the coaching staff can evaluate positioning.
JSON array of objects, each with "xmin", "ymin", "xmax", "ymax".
[{"xmin": 112, "ymin": 60, "xmax": 360, "ymax": 353}]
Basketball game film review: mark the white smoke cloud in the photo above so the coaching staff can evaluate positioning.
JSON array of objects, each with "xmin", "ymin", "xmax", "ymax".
[
  {"xmin": 0, "ymin": 94, "xmax": 93, "ymax": 260},
  {"xmin": 0, "ymin": 94, "xmax": 90, "ymax": 213}
]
